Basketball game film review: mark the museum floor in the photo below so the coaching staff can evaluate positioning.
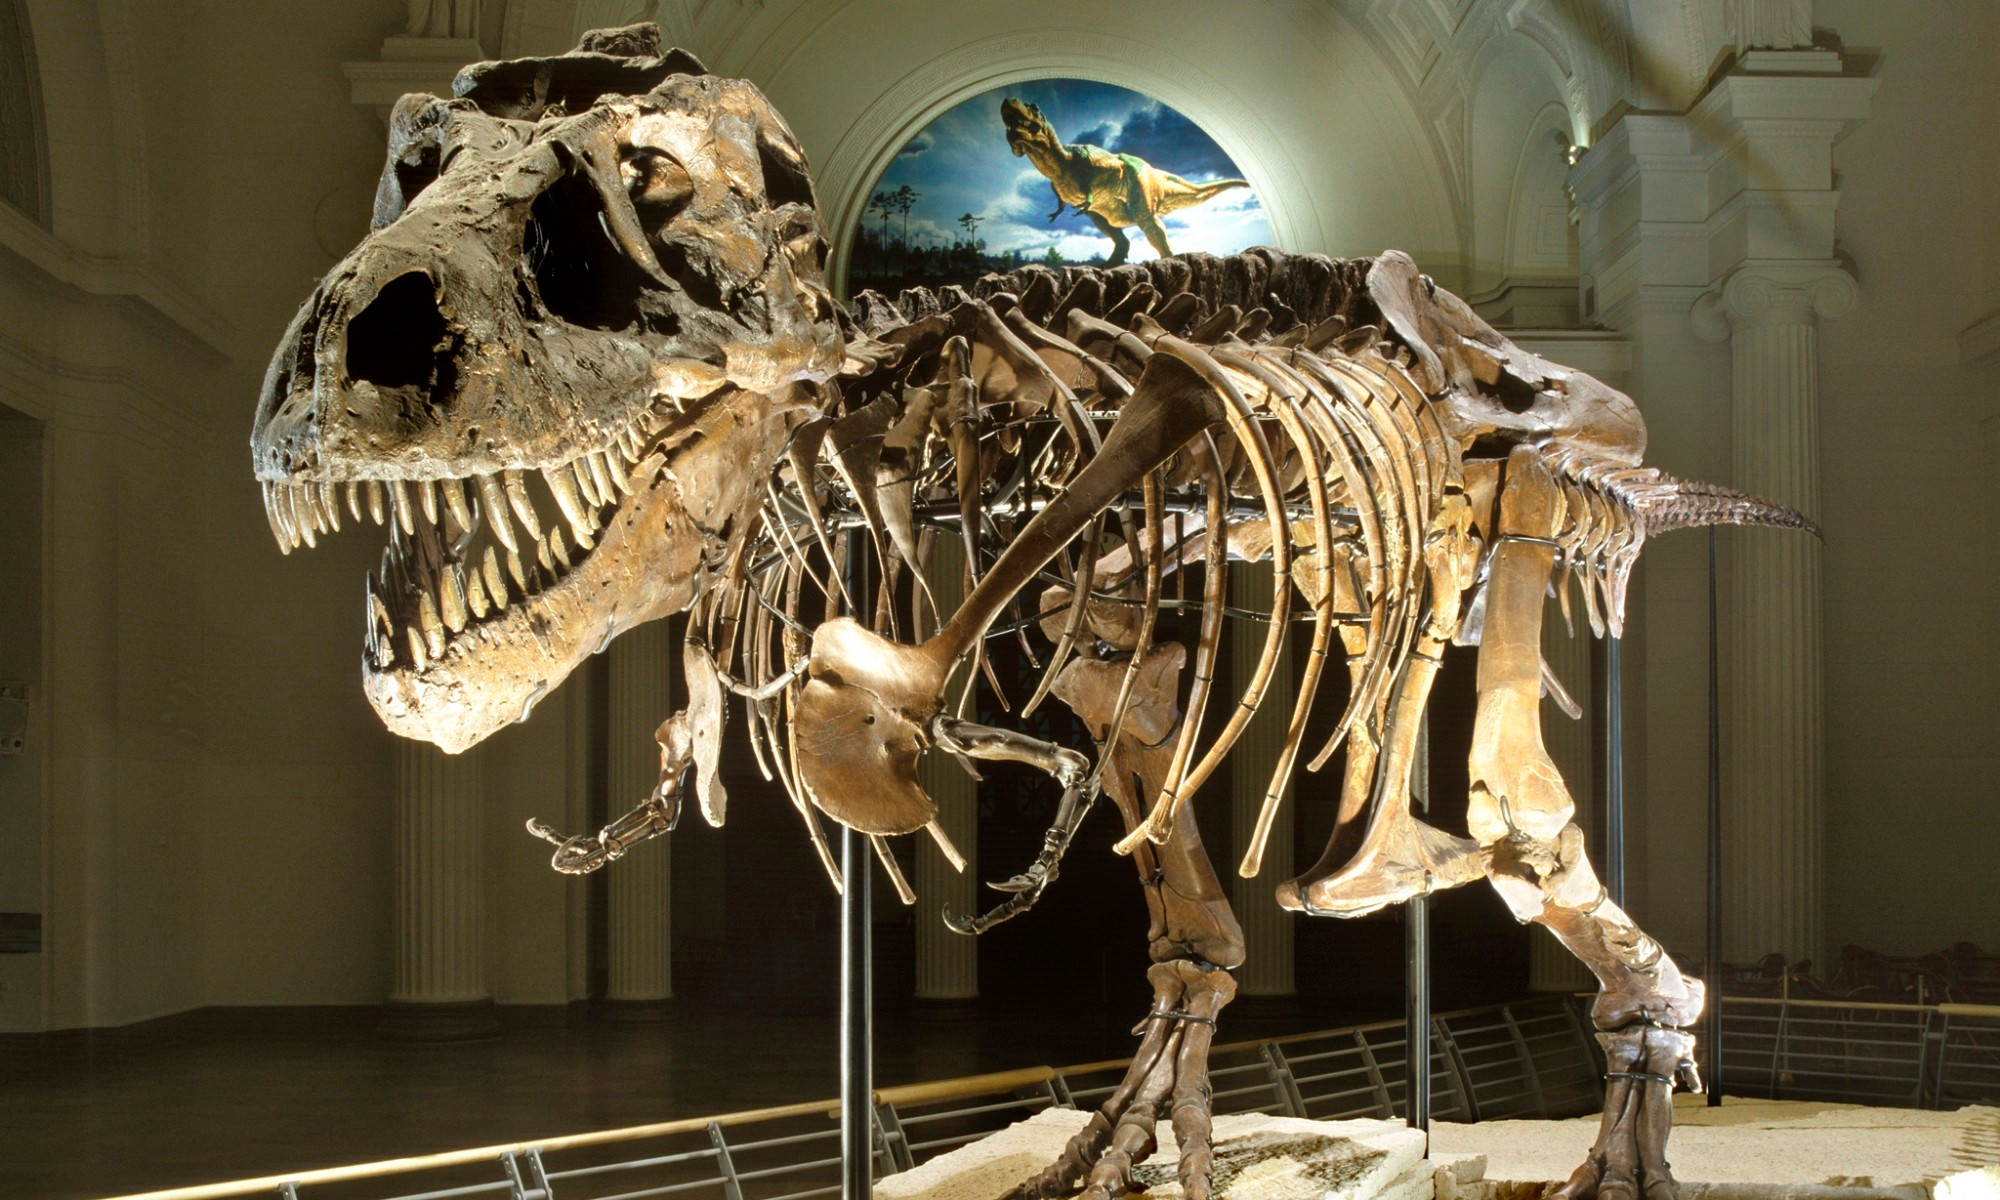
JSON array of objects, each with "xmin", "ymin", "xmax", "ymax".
[{"xmin": 0, "ymin": 998, "xmax": 1345, "ymax": 1200}]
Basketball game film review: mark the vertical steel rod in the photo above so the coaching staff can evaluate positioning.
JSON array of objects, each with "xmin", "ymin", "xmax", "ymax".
[
  {"xmin": 841, "ymin": 823, "xmax": 873, "ymax": 1200},
  {"xmin": 1604, "ymin": 636, "xmax": 1625, "ymax": 907},
  {"xmin": 1705, "ymin": 527, "xmax": 1723, "ymax": 1105},
  {"xmin": 1405, "ymin": 896, "xmax": 1431, "ymax": 1133},
  {"xmin": 840, "ymin": 531, "xmax": 874, "ymax": 1200}
]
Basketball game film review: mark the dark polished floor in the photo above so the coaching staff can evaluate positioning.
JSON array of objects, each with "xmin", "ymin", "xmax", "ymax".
[{"xmin": 0, "ymin": 997, "xmax": 1359, "ymax": 1200}]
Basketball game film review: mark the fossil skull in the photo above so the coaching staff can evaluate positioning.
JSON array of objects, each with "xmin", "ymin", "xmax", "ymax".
[{"xmin": 250, "ymin": 29, "xmax": 843, "ymax": 752}]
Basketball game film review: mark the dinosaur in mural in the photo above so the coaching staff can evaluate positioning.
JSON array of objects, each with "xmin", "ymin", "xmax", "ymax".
[
  {"xmin": 1001, "ymin": 97, "xmax": 1251, "ymax": 267},
  {"xmin": 252, "ymin": 25, "xmax": 1813, "ymax": 1200}
]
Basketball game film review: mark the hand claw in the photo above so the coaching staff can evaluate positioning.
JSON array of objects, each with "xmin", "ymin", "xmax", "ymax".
[{"xmin": 525, "ymin": 817, "xmax": 607, "ymax": 874}]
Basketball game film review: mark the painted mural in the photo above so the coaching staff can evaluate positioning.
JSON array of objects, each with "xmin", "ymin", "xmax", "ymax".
[{"xmin": 846, "ymin": 79, "xmax": 1273, "ymax": 294}]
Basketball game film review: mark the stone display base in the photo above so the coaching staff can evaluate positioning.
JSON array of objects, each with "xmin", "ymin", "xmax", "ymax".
[
  {"xmin": 875, "ymin": 1109, "xmax": 1457, "ymax": 1200},
  {"xmin": 875, "ymin": 1099, "xmax": 2000, "ymax": 1200},
  {"xmin": 1432, "ymin": 1096, "xmax": 2000, "ymax": 1200}
]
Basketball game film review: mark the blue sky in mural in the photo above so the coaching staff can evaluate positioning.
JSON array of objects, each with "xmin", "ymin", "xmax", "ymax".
[{"xmin": 859, "ymin": 79, "xmax": 1273, "ymax": 264}]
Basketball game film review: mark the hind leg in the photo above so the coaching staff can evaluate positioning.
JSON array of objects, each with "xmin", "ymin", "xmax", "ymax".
[
  {"xmin": 1004, "ymin": 646, "xmax": 1243, "ymax": 1200},
  {"xmin": 1086, "ymin": 211, "xmax": 1133, "ymax": 267},
  {"xmin": 1472, "ymin": 446, "xmax": 1703, "ymax": 1200}
]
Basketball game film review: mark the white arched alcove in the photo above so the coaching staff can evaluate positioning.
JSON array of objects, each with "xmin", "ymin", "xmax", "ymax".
[
  {"xmin": 808, "ymin": 31, "xmax": 1316, "ymax": 298},
  {"xmin": 804, "ymin": 30, "xmax": 1320, "ymax": 298}
]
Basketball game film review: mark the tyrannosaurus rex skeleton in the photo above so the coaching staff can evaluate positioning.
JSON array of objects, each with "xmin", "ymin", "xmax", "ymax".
[{"xmin": 251, "ymin": 26, "xmax": 1812, "ymax": 1200}]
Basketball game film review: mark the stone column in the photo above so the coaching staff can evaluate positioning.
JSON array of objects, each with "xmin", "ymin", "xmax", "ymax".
[
  {"xmin": 1227, "ymin": 561, "xmax": 1296, "ymax": 1001},
  {"xmin": 383, "ymin": 741, "xmax": 498, "ymax": 1040},
  {"xmin": 1693, "ymin": 264, "xmax": 1854, "ymax": 967},
  {"xmin": 605, "ymin": 618, "xmax": 675, "ymax": 1015},
  {"xmin": 915, "ymin": 537, "xmax": 978, "ymax": 1005}
]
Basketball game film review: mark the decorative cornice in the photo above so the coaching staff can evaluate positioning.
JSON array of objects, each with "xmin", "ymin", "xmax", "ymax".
[
  {"xmin": 1689, "ymin": 261, "xmax": 1857, "ymax": 341},
  {"xmin": 344, "ymin": 37, "xmax": 486, "ymax": 123}
]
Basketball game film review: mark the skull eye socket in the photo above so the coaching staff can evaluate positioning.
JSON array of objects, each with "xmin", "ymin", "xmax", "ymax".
[
  {"xmin": 524, "ymin": 171, "xmax": 654, "ymax": 333},
  {"xmin": 757, "ymin": 134, "xmax": 815, "ymax": 211},
  {"xmin": 622, "ymin": 148, "xmax": 694, "ymax": 218}
]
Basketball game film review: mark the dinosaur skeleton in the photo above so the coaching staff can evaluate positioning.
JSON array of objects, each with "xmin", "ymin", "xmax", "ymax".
[{"xmin": 251, "ymin": 26, "xmax": 1813, "ymax": 1200}]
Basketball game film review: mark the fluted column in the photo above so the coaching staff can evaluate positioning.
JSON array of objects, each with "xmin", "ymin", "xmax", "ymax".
[
  {"xmin": 1531, "ymin": 614, "xmax": 1596, "ymax": 991},
  {"xmin": 384, "ymin": 741, "xmax": 497, "ymax": 1039},
  {"xmin": 1693, "ymin": 264, "xmax": 1855, "ymax": 967},
  {"xmin": 915, "ymin": 537, "xmax": 978, "ymax": 1003},
  {"xmin": 606, "ymin": 618, "xmax": 675, "ymax": 1012},
  {"xmin": 1227, "ymin": 561, "xmax": 1296, "ymax": 1000}
]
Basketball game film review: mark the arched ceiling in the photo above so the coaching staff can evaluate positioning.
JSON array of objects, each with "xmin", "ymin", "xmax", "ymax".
[{"xmin": 496, "ymin": 0, "xmax": 1735, "ymax": 291}]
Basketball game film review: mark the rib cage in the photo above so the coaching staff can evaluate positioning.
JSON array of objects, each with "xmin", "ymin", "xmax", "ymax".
[{"xmin": 693, "ymin": 248, "xmax": 1804, "ymax": 894}]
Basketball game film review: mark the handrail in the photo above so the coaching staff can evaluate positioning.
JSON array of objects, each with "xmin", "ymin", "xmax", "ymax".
[
  {"xmin": 104, "ymin": 1099, "xmax": 844, "ymax": 1200},
  {"xmin": 1725, "ymin": 995, "xmax": 2000, "ymax": 1017},
  {"xmin": 98, "ymin": 992, "xmax": 2000, "ymax": 1200}
]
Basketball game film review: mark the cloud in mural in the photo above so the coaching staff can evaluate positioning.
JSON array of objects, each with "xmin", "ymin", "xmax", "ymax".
[{"xmin": 847, "ymin": 79, "xmax": 1274, "ymax": 293}]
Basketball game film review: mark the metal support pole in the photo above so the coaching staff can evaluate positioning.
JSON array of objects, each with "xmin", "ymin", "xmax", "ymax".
[
  {"xmin": 1705, "ymin": 528, "xmax": 1723, "ymax": 1105},
  {"xmin": 1405, "ymin": 896, "xmax": 1431, "ymax": 1133},
  {"xmin": 840, "ymin": 520, "xmax": 875, "ymax": 1200},
  {"xmin": 1604, "ymin": 637, "xmax": 1625, "ymax": 907},
  {"xmin": 841, "ymin": 823, "xmax": 873, "ymax": 1200}
]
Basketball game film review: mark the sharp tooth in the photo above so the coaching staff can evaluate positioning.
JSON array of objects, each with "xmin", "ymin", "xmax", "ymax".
[
  {"xmin": 440, "ymin": 566, "xmax": 468, "ymax": 632},
  {"xmin": 290, "ymin": 485, "xmax": 318, "ymax": 548},
  {"xmin": 482, "ymin": 547, "xmax": 508, "ymax": 608},
  {"xmin": 536, "ymin": 531, "xmax": 556, "ymax": 575},
  {"xmin": 419, "ymin": 590, "xmax": 447, "ymax": 656},
  {"xmin": 477, "ymin": 475, "xmax": 517, "ymax": 552},
  {"xmin": 418, "ymin": 479, "xmax": 440, "ymax": 525},
  {"xmin": 367, "ymin": 481, "xmax": 387, "ymax": 526},
  {"xmin": 570, "ymin": 460, "xmax": 602, "ymax": 509},
  {"xmin": 601, "ymin": 450, "xmax": 632, "ymax": 497},
  {"xmin": 319, "ymin": 481, "xmax": 342, "ymax": 532},
  {"xmin": 406, "ymin": 627, "xmax": 428, "ymax": 672},
  {"xmin": 368, "ymin": 586, "xmax": 393, "ymax": 641},
  {"xmin": 372, "ymin": 635, "xmax": 394, "ymax": 670},
  {"xmin": 573, "ymin": 522, "xmax": 595, "ymax": 551},
  {"xmin": 465, "ymin": 568, "xmax": 490, "ymax": 619},
  {"xmin": 263, "ymin": 483, "xmax": 296, "ymax": 554},
  {"xmin": 443, "ymin": 478, "xmax": 475, "ymax": 536},
  {"xmin": 586, "ymin": 451, "xmax": 618, "ymax": 501},
  {"xmin": 503, "ymin": 470, "xmax": 543, "ymax": 542},
  {"xmin": 344, "ymin": 481, "xmax": 364, "ymax": 522},
  {"xmin": 506, "ymin": 547, "xmax": 529, "ymax": 593},
  {"xmin": 622, "ymin": 425, "xmax": 644, "ymax": 461},
  {"xmin": 389, "ymin": 480, "xmax": 416, "ymax": 535},
  {"xmin": 542, "ymin": 465, "xmax": 591, "ymax": 540},
  {"xmin": 548, "ymin": 526, "xmax": 572, "ymax": 571}
]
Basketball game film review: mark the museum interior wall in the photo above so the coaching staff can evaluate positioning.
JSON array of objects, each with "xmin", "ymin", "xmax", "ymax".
[{"xmin": 0, "ymin": 0, "xmax": 1994, "ymax": 1033}]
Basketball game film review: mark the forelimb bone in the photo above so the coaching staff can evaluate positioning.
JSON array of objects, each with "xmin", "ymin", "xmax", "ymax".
[
  {"xmin": 527, "ymin": 710, "xmax": 695, "ymax": 874},
  {"xmin": 933, "ymin": 715, "xmax": 1093, "ymax": 934}
]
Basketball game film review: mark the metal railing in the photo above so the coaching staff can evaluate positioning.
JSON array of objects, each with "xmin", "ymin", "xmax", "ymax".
[
  {"xmin": 1716, "ymin": 995, "xmax": 2000, "ymax": 1109},
  {"xmin": 106, "ymin": 994, "xmax": 2000, "ymax": 1200},
  {"xmin": 105, "ymin": 996, "xmax": 1599, "ymax": 1200}
]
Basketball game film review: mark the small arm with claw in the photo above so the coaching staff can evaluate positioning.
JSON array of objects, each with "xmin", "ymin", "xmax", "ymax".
[
  {"xmin": 931, "ymin": 714, "xmax": 1099, "ymax": 935},
  {"xmin": 527, "ymin": 711, "xmax": 695, "ymax": 875}
]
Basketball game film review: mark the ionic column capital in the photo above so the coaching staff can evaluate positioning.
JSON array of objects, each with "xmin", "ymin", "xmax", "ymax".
[{"xmin": 1690, "ymin": 262, "xmax": 1857, "ymax": 341}]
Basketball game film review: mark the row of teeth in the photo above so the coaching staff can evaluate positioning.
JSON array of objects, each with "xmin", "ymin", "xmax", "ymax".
[
  {"xmin": 260, "ymin": 424, "xmax": 650, "ymax": 555},
  {"xmin": 259, "ymin": 424, "xmax": 656, "ymax": 675}
]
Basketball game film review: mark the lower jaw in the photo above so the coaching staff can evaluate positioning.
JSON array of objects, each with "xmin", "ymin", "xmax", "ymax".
[{"xmin": 362, "ymin": 472, "xmax": 702, "ymax": 754}]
